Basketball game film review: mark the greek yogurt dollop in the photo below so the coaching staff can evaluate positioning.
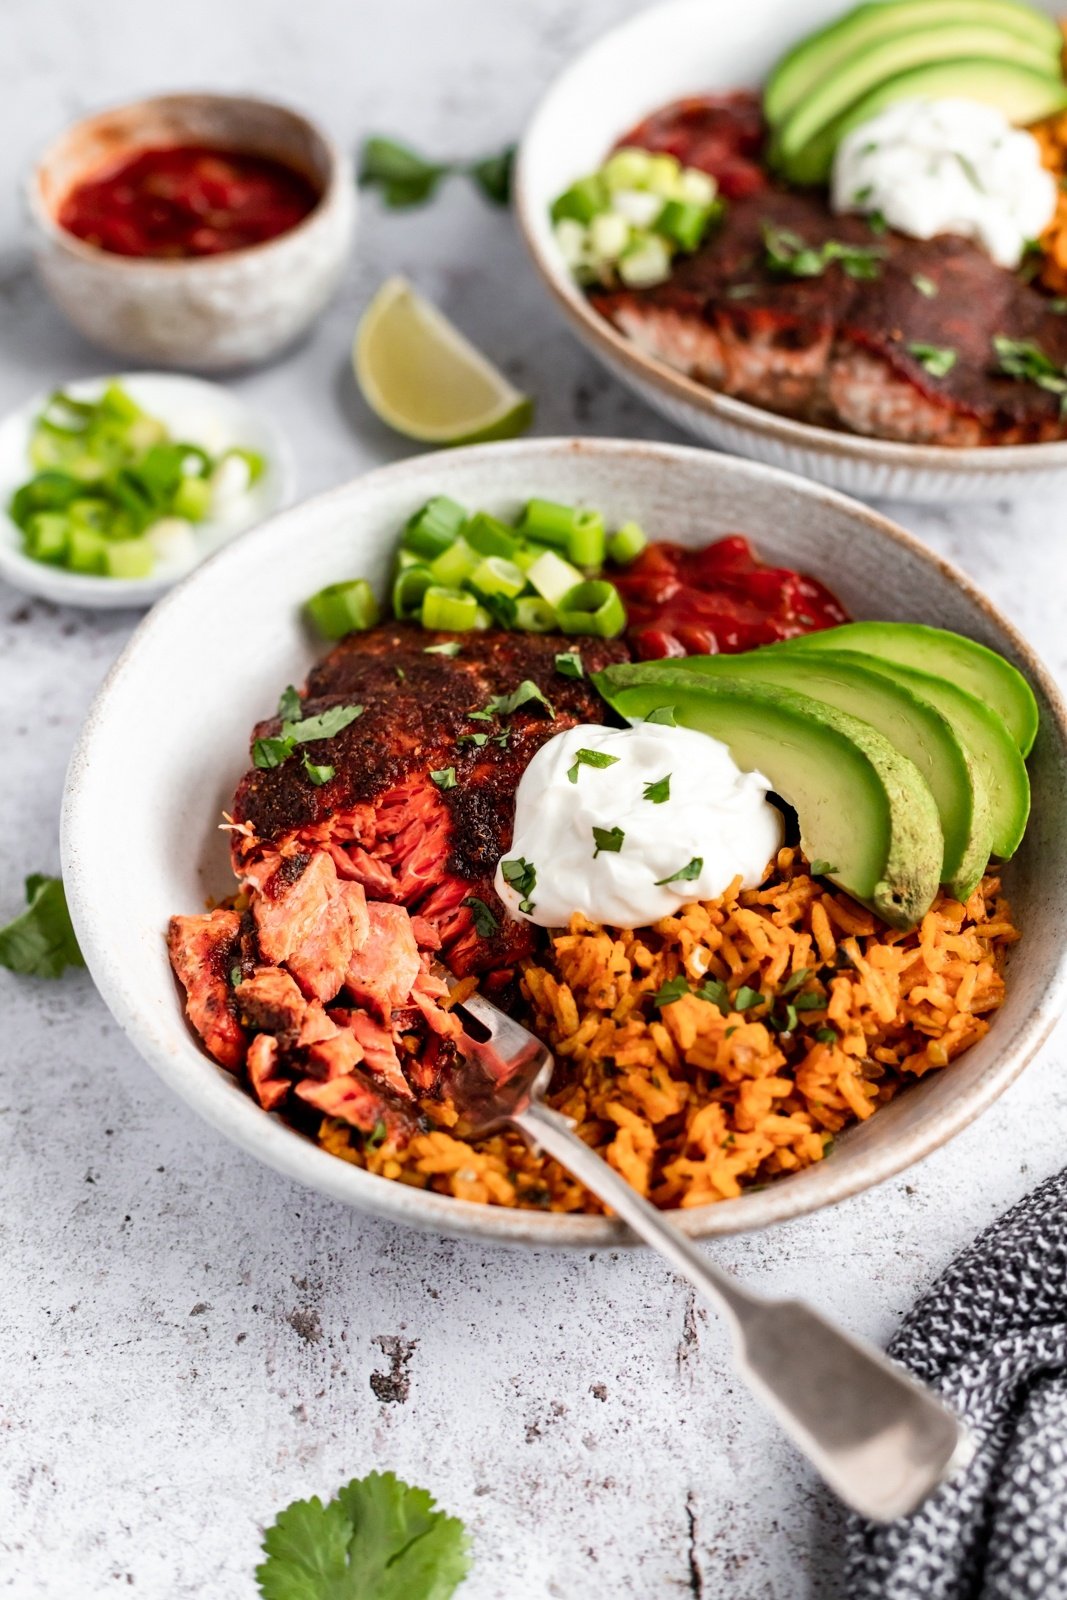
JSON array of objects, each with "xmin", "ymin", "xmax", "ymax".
[
  {"xmin": 494, "ymin": 721, "xmax": 782, "ymax": 929},
  {"xmin": 832, "ymin": 98, "xmax": 1057, "ymax": 269}
]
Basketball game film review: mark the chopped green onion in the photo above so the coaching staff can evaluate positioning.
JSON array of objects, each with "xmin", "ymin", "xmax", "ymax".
[
  {"xmin": 565, "ymin": 510, "xmax": 606, "ymax": 569},
  {"xmin": 550, "ymin": 176, "xmax": 607, "ymax": 226},
  {"xmin": 514, "ymin": 596, "xmax": 557, "ymax": 632},
  {"xmin": 103, "ymin": 537, "xmax": 154, "ymax": 578},
  {"xmin": 519, "ymin": 498, "xmax": 592, "ymax": 552},
  {"xmin": 602, "ymin": 147, "xmax": 654, "ymax": 191},
  {"xmin": 554, "ymin": 579, "xmax": 626, "ymax": 637},
  {"xmin": 654, "ymin": 198, "xmax": 718, "ymax": 252},
  {"xmin": 392, "ymin": 564, "xmax": 435, "ymax": 620},
  {"xmin": 421, "ymin": 586, "xmax": 482, "ymax": 631},
  {"xmin": 618, "ymin": 234, "xmax": 672, "ymax": 288},
  {"xmin": 470, "ymin": 555, "xmax": 526, "ymax": 598},
  {"xmin": 607, "ymin": 520, "xmax": 647, "ymax": 565},
  {"xmin": 646, "ymin": 153, "xmax": 682, "ymax": 196},
  {"xmin": 402, "ymin": 495, "xmax": 468, "ymax": 558},
  {"xmin": 526, "ymin": 548, "xmax": 584, "ymax": 607},
  {"xmin": 306, "ymin": 578, "xmax": 380, "ymax": 639},
  {"xmin": 171, "ymin": 474, "xmax": 212, "ymax": 523},
  {"xmin": 464, "ymin": 511, "xmax": 519, "ymax": 559},
  {"xmin": 429, "ymin": 536, "xmax": 477, "ymax": 586}
]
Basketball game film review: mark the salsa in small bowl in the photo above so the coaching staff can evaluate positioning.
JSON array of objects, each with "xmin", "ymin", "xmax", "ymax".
[{"xmin": 26, "ymin": 93, "xmax": 355, "ymax": 369}]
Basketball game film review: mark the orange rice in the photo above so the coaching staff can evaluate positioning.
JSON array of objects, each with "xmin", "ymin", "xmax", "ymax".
[
  {"xmin": 1031, "ymin": 100, "xmax": 1067, "ymax": 293},
  {"xmin": 318, "ymin": 847, "xmax": 1017, "ymax": 1211}
]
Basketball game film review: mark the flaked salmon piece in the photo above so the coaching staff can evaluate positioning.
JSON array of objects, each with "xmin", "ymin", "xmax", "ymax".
[
  {"xmin": 411, "ymin": 970, "xmax": 463, "ymax": 1040},
  {"xmin": 296, "ymin": 1001, "xmax": 340, "ymax": 1049},
  {"xmin": 167, "ymin": 909, "xmax": 246, "ymax": 1070},
  {"xmin": 331, "ymin": 1006, "xmax": 413, "ymax": 1100},
  {"xmin": 345, "ymin": 902, "xmax": 422, "ymax": 1019},
  {"xmin": 253, "ymin": 850, "xmax": 369, "ymax": 1002},
  {"xmin": 234, "ymin": 966, "xmax": 307, "ymax": 1036},
  {"xmin": 295, "ymin": 1070, "xmax": 418, "ymax": 1145},
  {"xmin": 247, "ymin": 1034, "xmax": 289, "ymax": 1111},
  {"xmin": 306, "ymin": 1029, "xmax": 364, "ymax": 1081}
]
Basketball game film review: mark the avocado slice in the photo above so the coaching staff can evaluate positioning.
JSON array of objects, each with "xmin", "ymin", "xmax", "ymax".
[
  {"xmin": 674, "ymin": 648, "xmax": 992, "ymax": 900},
  {"xmin": 780, "ymin": 622, "xmax": 1038, "ymax": 755},
  {"xmin": 783, "ymin": 58, "xmax": 1067, "ymax": 184},
  {"xmin": 593, "ymin": 664, "xmax": 943, "ymax": 929},
  {"xmin": 765, "ymin": 0, "xmax": 1063, "ymax": 130},
  {"xmin": 772, "ymin": 648, "xmax": 1030, "ymax": 859},
  {"xmin": 765, "ymin": 0, "xmax": 1061, "ymax": 130}
]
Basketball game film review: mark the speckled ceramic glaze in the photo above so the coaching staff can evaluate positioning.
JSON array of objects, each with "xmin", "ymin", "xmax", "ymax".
[
  {"xmin": 27, "ymin": 94, "xmax": 355, "ymax": 369},
  {"xmin": 515, "ymin": 0, "xmax": 1067, "ymax": 502},
  {"xmin": 60, "ymin": 440, "xmax": 1067, "ymax": 1246}
]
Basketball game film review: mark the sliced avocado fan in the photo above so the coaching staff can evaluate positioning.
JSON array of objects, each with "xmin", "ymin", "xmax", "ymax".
[
  {"xmin": 594, "ymin": 664, "xmax": 944, "ymax": 930},
  {"xmin": 673, "ymin": 647, "xmax": 992, "ymax": 901}
]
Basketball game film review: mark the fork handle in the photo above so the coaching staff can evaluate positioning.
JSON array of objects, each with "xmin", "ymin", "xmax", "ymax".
[{"xmin": 514, "ymin": 1100, "xmax": 970, "ymax": 1522}]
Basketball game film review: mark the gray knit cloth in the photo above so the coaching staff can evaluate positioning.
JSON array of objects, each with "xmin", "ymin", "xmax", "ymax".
[{"xmin": 846, "ymin": 1169, "xmax": 1067, "ymax": 1599}]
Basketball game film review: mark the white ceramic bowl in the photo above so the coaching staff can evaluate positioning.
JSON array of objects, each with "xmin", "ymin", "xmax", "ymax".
[
  {"xmin": 61, "ymin": 439, "xmax": 1067, "ymax": 1246},
  {"xmin": 26, "ymin": 93, "xmax": 355, "ymax": 370},
  {"xmin": 0, "ymin": 373, "xmax": 294, "ymax": 608},
  {"xmin": 515, "ymin": 0, "xmax": 1067, "ymax": 502}
]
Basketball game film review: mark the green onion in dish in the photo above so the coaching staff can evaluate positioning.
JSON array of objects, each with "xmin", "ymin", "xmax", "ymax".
[
  {"xmin": 305, "ymin": 579, "xmax": 380, "ymax": 640},
  {"xmin": 8, "ymin": 383, "xmax": 266, "ymax": 581},
  {"xmin": 555, "ymin": 579, "xmax": 627, "ymax": 637}
]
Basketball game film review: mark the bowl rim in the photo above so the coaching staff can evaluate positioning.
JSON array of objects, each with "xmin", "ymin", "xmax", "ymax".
[
  {"xmin": 26, "ymin": 89, "xmax": 350, "ymax": 274},
  {"xmin": 0, "ymin": 370, "xmax": 297, "ymax": 608},
  {"xmin": 60, "ymin": 436, "xmax": 1067, "ymax": 1247},
  {"xmin": 513, "ymin": 0, "xmax": 1067, "ymax": 478}
]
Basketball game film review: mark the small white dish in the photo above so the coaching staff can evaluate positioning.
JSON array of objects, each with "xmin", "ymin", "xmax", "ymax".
[
  {"xmin": 0, "ymin": 372, "xmax": 294, "ymax": 608},
  {"xmin": 60, "ymin": 438, "xmax": 1067, "ymax": 1246},
  {"xmin": 514, "ymin": 0, "xmax": 1067, "ymax": 502}
]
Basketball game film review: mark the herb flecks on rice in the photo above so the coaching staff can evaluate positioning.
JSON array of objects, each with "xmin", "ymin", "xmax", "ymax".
[{"xmin": 318, "ymin": 848, "xmax": 1017, "ymax": 1212}]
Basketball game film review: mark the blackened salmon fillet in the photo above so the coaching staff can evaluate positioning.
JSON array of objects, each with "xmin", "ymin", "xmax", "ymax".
[
  {"xmin": 229, "ymin": 625, "xmax": 630, "ymax": 978},
  {"xmin": 590, "ymin": 190, "xmax": 1067, "ymax": 447}
]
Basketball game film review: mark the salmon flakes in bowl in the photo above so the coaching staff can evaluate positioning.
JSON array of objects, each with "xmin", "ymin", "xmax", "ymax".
[{"xmin": 320, "ymin": 848, "xmax": 1017, "ymax": 1212}]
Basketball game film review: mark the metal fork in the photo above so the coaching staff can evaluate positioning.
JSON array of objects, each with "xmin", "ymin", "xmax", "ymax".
[{"xmin": 448, "ymin": 987, "xmax": 972, "ymax": 1522}]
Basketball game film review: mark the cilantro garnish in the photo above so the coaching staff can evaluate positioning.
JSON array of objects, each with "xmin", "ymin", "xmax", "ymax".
[
  {"xmin": 762, "ymin": 223, "xmax": 884, "ymax": 281},
  {"xmin": 781, "ymin": 967, "xmax": 812, "ymax": 994},
  {"xmin": 457, "ymin": 732, "xmax": 488, "ymax": 748},
  {"xmin": 359, "ymin": 133, "xmax": 513, "ymax": 209},
  {"xmin": 769, "ymin": 1001, "xmax": 798, "ymax": 1034},
  {"xmin": 993, "ymin": 335, "xmax": 1067, "ymax": 412},
  {"xmin": 592, "ymin": 825, "xmax": 625, "ymax": 858},
  {"xmin": 253, "ymin": 703, "xmax": 364, "ymax": 772},
  {"xmin": 907, "ymin": 342, "xmax": 957, "ymax": 378},
  {"xmin": 911, "ymin": 274, "xmax": 938, "ymax": 299},
  {"xmin": 0, "ymin": 875, "xmax": 84, "ymax": 979},
  {"xmin": 567, "ymin": 748, "xmax": 620, "ymax": 784},
  {"xmin": 725, "ymin": 283, "xmax": 757, "ymax": 299},
  {"xmin": 255, "ymin": 1469, "xmax": 470, "ymax": 1600},
  {"xmin": 230, "ymin": 964, "xmax": 244, "ymax": 988},
  {"xmin": 644, "ymin": 706, "xmax": 677, "ymax": 726},
  {"xmin": 696, "ymin": 977, "xmax": 730, "ymax": 1013},
  {"xmin": 483, "ymin": 680, "xmax": 555, "ymax": 719},
  {"xmin": 815, "ymin": 1026, "xmax": 838, "ymax": 1045},
  {"xmin": 809, "ymin": 859, "xmax": 836, "ymax": 877},
  {"xmin": 643, "ymin": 773, "xmax": 671, "ymax": 804},
  {"xmin": 733, "ymin": 985, "xmax": 764, "ymax": 1012},
  {"xmin": 430, "ymin": 766, "xmax": 457, "ymax": 790},
  {"xmin": 652, "ymin": 975, "xmax": 690, "ymax": 1009},
  {"xmin": 277, "ymin": 684, "xmax": 302, "ymax": 722},
  {"xmin": 500, "ymin": 856, "xmax": 537, "ymax": 914},
  {"xmin": 554, "ymin": 650, "xmax": 584, "ymax": 679},
  {"xmin": 424, "ymin": 640, "xmax": 461, "ymax": 657},
  {"xmin": 302, "ymin": 755, "xmax": 335, "ymax": 787},
  {"xmin": 794, "ymin": 990, "xmax": 826, "ymax": 1012},
  {"xmin": 654, "ymin": 856, "xmax": 702, "ymax": 886},
  {"xmin": 463, "ymin": 896, "xmax": 500, "ymax": 937},
  {"xmin": 364, "ymin": 1120, "xmax": 388, "ymax": 1150}
]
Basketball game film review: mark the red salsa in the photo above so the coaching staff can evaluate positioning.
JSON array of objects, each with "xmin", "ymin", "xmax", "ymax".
[
  {"xmin": 617, "ymin": 91, "xmax": 769, "ymax": 201},
  {"xmin": 58, "ymin": 145, "xmax": 320, "ymax": 259},
  {"xmin": 615, "ymin": 536, "xmax": 850, "ymax": 660}
]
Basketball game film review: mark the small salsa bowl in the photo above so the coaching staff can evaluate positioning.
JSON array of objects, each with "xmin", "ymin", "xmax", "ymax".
[{"xmin": 26, "ymin": 92, "xmax": 355, "ymax": 371}]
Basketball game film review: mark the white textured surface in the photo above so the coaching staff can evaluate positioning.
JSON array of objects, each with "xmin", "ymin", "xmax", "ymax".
[{"xmin": 2, "ymin": 2, "xmax": 1067, "ymax": 1597}]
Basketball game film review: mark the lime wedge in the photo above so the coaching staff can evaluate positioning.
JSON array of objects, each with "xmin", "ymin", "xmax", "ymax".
[{"xmin": 354, "ymin": 277, "xmax": 534, "ymax": 445}]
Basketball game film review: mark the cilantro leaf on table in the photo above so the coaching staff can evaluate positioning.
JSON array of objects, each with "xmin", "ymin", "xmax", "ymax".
[
  {"xmin": 0, "ymin": 875, "xmax": 85, "ymax": 980},
  {"xmin": 256, "ymin": 1470, "xmax": 470, "ymax": 1600}
]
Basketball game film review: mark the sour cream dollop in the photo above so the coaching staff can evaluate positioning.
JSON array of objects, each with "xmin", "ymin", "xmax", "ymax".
[
  {"xmin": 494, "ymin": 722, "xmax": 782, "ymax": 929},
  {"xmin": 832, "ymin": 98, "xmax": 1057, "ymax": 269}
]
